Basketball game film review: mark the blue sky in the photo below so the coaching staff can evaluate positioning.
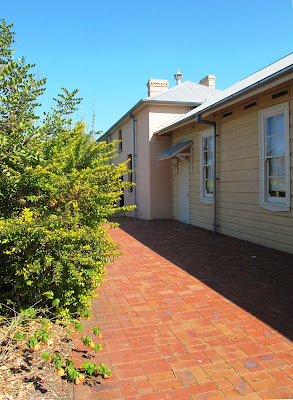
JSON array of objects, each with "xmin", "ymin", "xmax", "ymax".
[{"xmin": 2, "ymin": 0, "xmax": 293, "ymax": 134}]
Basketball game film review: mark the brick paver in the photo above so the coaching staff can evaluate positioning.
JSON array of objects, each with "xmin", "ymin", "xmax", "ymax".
[{"xmin": 74, "ymin": 218, "xmax": 293, "ymax": 400}]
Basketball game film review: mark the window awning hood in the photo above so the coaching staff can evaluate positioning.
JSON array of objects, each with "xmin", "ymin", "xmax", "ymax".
[{"xmin": 157, "ymin": 139, "xmax": 192, "ymax": 161}]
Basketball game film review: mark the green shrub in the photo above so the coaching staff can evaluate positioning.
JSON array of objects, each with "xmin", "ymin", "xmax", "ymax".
[{"xmin": 0, "ymin": 20, "xmax": 134, "ymax": 316}]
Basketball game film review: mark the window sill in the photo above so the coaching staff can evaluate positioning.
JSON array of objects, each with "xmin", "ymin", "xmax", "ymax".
[
  {"xmin": 259, "ymin": 202, "xmax": 290, "ymax": 212},
  {"xmin": 200, "ymin": 197, "xmax": 213, "ymax": 205}
]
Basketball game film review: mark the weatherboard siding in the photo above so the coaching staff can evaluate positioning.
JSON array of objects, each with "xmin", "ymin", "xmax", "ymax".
[
  {"xmin": 216, "ymin": 97, "xmax": 293, "ymax": 254},
  {"xmin": 171, "ymin": 127, "xmax": 214, "ymax": 231},
  {"xmin": 170, "ymin": 85, "xmax": 293, "ymax": 254}
]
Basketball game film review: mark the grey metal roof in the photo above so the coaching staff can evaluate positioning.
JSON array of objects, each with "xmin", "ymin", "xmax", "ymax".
[
  {"xmin": 157, "ymin": 53, "xmax": 293, "ymax": 134},
  {"xmin": 146, "ymin": 81, "xmax": 221, "ymax": 103},
  {"xmin": 100, "ymin": 81, "xmax": 221, "ymax": 140},
  {"xmin": 157, "ymin": 139, "xmax": 193, "ymax": 160}
]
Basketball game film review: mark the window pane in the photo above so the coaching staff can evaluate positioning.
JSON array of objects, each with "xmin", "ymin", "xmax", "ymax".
[
  {"xmin": 205, "ymin": 180, "xmax": 209, "ymax": 192},
  {"xmin": 278, "ymin": 157, "xmax": 285, "ymax": 177},
  {"xmin": 204, "ymin": 151, "xmax": 208, "ymax": 165},
  {"xmin": 278, "ymin": 178, "xmax": 286, "ymax": 197},
  {"xmin": 202, "ymin": 134, "xmax": 214, "ymax": 198},
  {"xmin": 206, "ymin": 166, "xmax": 211, "ymax": 179},
  {"xmin": 204, "ymin": 138, "xmax": 208, "ymax": 151},
  {"xmin": 206, "ymin": 180, "xmax": 213, "ymax": 194},
  {"xmin": 207, "ymin": 166, "xmax": 214, "ymax": 179},
  {"xmin": 266, "ymin": 137, "xmax": 275, "ymax": 156},
  {"xmin": 269, "ymin": 178, "xmax": 278, "ymax": 197},
  {"xmin": 269, "ymin": 158, "xmax": 278, "ymax": 177},
  {"xmin": 261, "ymin": 106, "xmax": 288, "ymax": 205},
  {"xmin": 207, "ymin": 150, "xmax": 213, "ymax": 165},
  {"xmin": 275, "ymin": 113, "xmax": 284, "ymax": 134},
  {"xmin": 266, "ymin": 116, "xmax": 274, "ymax": 136},
  {"xmin": 209, "ymin": 180, "xmax": 214, "ymax": 194},
  {"xmin": 276, "ymin": 134, "xmax": 285, "ymax": 156},
  {"xmin": 207, "ymin": 137, "xmax": 212, "ymax": 151}
]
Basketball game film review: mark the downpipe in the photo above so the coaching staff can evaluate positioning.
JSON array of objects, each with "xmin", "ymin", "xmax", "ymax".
[{"xmin": 196, "ymin": 115, "xmax": 217, "ymax": 235}]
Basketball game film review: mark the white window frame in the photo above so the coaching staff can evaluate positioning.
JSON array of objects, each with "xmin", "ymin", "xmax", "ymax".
[
  {"xmin": 200, "ymin": 129, "xmax": 214, "ymax": 204},
  {"xmin": 258, "ymin": 102, "xmax": 290, "ymax": 212}
]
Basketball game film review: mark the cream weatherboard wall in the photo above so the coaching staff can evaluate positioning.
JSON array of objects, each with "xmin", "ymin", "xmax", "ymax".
[
  {"xmin": 169, "ymin": 80, "xmax": 293, "ymax": 254},
  {"xmin": 171, "ymin": 125, "xmax": 214, "ymax": 231}
]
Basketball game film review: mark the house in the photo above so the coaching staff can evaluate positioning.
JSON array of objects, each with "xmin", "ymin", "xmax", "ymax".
[
  {"xmin": 156, "ymin": 53, "xmax": 293, "ymax": 254},
  {"xmin": 101, "ymin": 53, "xmax": 293, "ymax": 254},
  {"xmin": 100, "ymin": 70, "xmax": 220, "ymax": 220}
]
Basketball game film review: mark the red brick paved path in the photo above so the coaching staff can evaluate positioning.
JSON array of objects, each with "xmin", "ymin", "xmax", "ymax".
[{"xmin": 74, "ymin": 218, "xmax": 293, "ymax": 400}]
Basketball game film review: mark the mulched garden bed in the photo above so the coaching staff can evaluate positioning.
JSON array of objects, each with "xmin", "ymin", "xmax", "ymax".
[{"xmin": 0, "ymin": 320, "xmax": 73, "ymax": 400}]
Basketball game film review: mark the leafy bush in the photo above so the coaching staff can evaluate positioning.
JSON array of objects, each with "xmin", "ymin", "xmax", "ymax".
[{"xmin": 0, "ymin": 20, "xmax": 134, "ymax": 316}]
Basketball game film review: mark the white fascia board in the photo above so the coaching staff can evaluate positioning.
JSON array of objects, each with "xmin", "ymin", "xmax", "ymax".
[
  {"xmin": 200, "ymin": 71, "xmax": 293, "ymax": 118},
  {"xmin": 103, "ymin": 100, "xmax": 200, "ymax": 139}
]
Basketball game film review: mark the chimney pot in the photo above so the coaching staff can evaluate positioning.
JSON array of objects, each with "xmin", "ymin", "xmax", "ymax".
[
  {"xmin": 147, "ymin": 79, "xmax": 169, "ymax": 97},
  {"xmin": 199, "ymin": 75, "xmax": 216, "ymax": 89}
]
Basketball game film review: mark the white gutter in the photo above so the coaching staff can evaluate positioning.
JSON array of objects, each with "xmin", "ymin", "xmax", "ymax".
[
  {"xmin": 99, "ymin": 100, "xmax": 201, "ymax": 141},
  {"xmin": 157, "ymin": 64, "xmax": 293, "ymax": 135}
]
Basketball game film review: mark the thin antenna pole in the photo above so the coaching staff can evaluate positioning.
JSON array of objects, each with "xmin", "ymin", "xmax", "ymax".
[{"xmin": 91, "ymin": 102, "xmax": 96, "ymax": 133}]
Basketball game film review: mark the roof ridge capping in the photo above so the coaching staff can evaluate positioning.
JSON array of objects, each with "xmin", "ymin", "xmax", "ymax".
[
  {"xmin": 101, "ymin": 76, "xmax": 224, "ymax": 138},
  {"xmin": 145, "ymin": 80, "xmax": 222, "ymax": 105},
  {"xmin": 146, "ymin": 80, "xmax": 220, "ymax": 101},
  {"xmin": 156, "ymin": 52, "xmax": 293, "ymax": 134},
  {"xmin": 145, "ymin": 80, "xmax": 191, "ymax": 100}
]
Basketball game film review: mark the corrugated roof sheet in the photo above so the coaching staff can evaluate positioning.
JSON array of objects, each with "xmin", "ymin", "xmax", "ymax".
[
  {"xmin": 102, "ymin": 80, "xmax": 222, "ymax": 138},
  {"xmin": 146, "ymin": 81, "xmax": 221, "ymax": 103},
  {"xmin": 157, "ymin": 139, "xmax": 192, "ymax": 160},
  {"xmin": 157, "ymin": 53, "xmax": 293, "ymax": 133}
]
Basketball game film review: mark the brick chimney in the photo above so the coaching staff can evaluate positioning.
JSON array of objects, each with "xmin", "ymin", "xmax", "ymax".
[
  {"xmin": 147, "ymin": 79, "xmax": 169, "ymax": 97},
  {"xmin": 199, "ymin": 75, "xmax": 216, "ymax": 89}
]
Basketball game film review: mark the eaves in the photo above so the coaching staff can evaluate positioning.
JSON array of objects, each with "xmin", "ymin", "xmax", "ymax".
[
  {"xmin": 99, "ymin": 99, "xmax": 201, "ymax": 141},
  {"xmin": 156, "ymin": 65, "xmax": 293, "ymax": 136}
]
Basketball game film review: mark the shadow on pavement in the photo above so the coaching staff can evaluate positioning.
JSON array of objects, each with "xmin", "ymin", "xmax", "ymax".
[{"xmin": 113, "ymin": 217, "xmax": 293, "ymax": 341}]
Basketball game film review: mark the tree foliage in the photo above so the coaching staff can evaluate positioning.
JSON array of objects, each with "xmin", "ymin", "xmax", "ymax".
[{"xmin": 0, "ymin": 19, "xmax": 133, "ymax": 316}]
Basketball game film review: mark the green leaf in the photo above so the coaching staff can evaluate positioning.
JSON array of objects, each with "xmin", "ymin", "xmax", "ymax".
[
  {"xmin": 81, "ymin": 336, "xmax": 92, "ymax": 346},
  {"xmin": 13, "ymin": 331, "xmax": 27, "ymax": 340},
  {"xmin": 66, "ymin": 366, "xmax": 79, "ymax": 381},
  {"xmin": 75, "ymin": 322, "xmax": 83, "ymax": 333},
  {"xmin": 28, "ymin": 337, "xmax": 38, "ymax": 349},
  {"xmin": 42, "ymin": 351, "xmax": 50, "ymax": 361},
  {"xmin": 66, "ymin": 359, "xmax": 74, "ymax": 367},
  {"xmin": 93, "ymin": 343, "xmax": 102, "ymax": 352},
  {"xmin": 52, "ymin": 298, "xmax": 60, "ymax": 306},
  {"xmin": 92, "ymin": 327, "xmax": 101, "ymax": 335},
  {"xmin": 67, "ymin": 329, "xmax": 73, "ymax": 338}
]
